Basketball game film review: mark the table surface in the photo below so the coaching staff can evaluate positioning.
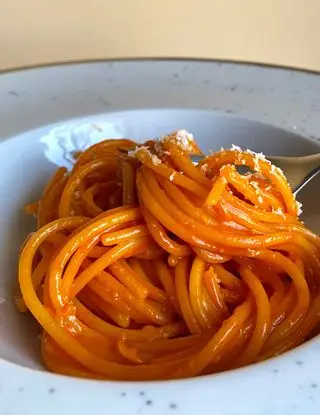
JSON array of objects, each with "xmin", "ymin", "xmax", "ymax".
[{"xmin": 1, "ymin": 0, "xmax": 320, "ymax": 72}]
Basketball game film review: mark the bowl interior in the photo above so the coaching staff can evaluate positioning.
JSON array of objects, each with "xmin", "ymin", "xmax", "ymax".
[{"xmin": 1, "ymin": 109, "xmax": 319, "ymax": 370}]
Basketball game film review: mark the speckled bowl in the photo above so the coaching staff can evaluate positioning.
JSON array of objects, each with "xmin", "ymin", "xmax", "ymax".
[{"xmin": 0, "ymin": 60, "xmax": 320, "ymax": 415}]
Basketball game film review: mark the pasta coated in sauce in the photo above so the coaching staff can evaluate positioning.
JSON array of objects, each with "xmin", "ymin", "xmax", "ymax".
[{"xmin": 17, "ymin": 130, "xmax": 320, "ymax": 380}]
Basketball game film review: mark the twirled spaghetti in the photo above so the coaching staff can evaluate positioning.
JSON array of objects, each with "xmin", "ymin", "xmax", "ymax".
[{"xmin": 17, "ymin": 129, "xmax": 320, "ymax": 380}]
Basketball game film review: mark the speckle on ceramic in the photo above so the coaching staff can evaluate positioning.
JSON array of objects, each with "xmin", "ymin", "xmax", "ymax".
[
  {"xmin": 169, "ymin": 403, "xmax": 178, "ymax": 410},
  {"xmin": 0, "ymin": 60, "xmax": 320, "ymax": 415}
]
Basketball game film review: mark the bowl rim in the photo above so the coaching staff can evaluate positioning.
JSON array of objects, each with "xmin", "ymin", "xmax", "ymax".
[{"xmin": 1, "ymin": 59, "xmax": 320, "ymax": 415}]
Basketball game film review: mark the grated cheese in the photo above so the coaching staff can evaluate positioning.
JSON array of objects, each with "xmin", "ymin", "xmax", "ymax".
[
  {"xmin": 128, "ymin": 145, "xmax": 161, "ymax": 165},
  {"xmin": 157, "ymin": 129, "xmax": 195, "ymax": 152},
  {"xmin": 177, "ymin": 129, "xmax": 194, "ymax": 146},
  {"xmin": 151, "ymin": 154, "xmax": 161, "ymax": 165},
  {"xmin": 244, "ymin": 148, "xmax": 272, "ymax": 172},
  {"xmin": 257, "ymin": 195, "xmax": 264, "ymax": 204},
  {"xmin": 153, "ymin": 141, "xmax": 164, "ymax": 156},
  {"xmin": 270, "ymin": 164, "xmax": 286, "ymax": 179},
  {"xmin": 169, "ymin": 172, "xmax": 176, "ymax": 181},
  {"xmin": 201, "ymin": 163, "xmax": 208, "ymax": 174},
  {"xmin": 272, "ymin": 206, "xmax": 285, "ymax": 217},
  {"xmin": 296, "ymin": 201, "xmax": 303, "ymax": 216},
  {"xmin": 128, "ymin": 145, "xmax": 149, "ymax": 157},
  {"xmin": 231, "ymin": 144, "xmax": 242, "ymax": 152},
  {"xmin": 246, "ymin": 149, "xmax": 271, "ymax": 164},
  {"xmin": 220, "ymin": 163, "xmax": 233, "ymax": 171},
  {"xmin": 250, "ymin": 181, "xmax": 259, "ymax": 189},
  {"xmin": 160, "ymin": 129, "xmax": 194, "ymax": 152},
  {"xmin": 250, "ymin": 180, "xmax": 262, "ymax": 197},
  {"xmin": 253, "ymin": 159, "xmax": 260, "ymax": 171}
]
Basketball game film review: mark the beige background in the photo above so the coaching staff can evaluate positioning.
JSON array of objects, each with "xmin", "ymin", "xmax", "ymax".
[{"xmin": 1, "ymin": 0, "xmax": 320, "ymax": 72}]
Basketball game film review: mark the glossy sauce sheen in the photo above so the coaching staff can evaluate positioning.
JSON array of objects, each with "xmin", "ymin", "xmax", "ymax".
[{"xmin": 16, "ymin": 130, "xmax": 320, "ymax": 380}]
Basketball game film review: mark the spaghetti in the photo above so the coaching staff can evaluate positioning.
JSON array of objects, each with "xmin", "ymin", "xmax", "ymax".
[{"xmin": 17, "ymin": 129, "xmax": 320, "ymax": 380}]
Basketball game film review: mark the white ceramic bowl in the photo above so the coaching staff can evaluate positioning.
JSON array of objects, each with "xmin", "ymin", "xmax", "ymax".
[{"xmin": 1, "ymin": 60, "xmax": 320, "ymax": 415}]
